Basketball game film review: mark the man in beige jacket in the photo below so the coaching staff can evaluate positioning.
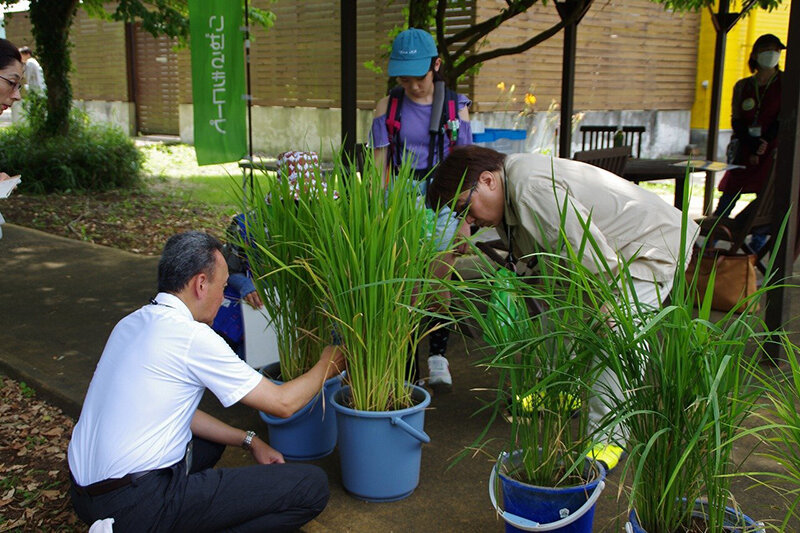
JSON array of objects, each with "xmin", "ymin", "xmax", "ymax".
[{"xmin": 428, "ymin": 145, "xmax": 699, "ymax": 470}]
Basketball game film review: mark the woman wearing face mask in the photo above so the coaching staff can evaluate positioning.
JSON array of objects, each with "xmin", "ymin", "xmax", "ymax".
[
  {"xmin": 369, "ymin": 28, "xmax": 472, "ymax": 393},
  {"xmin": 714, "ymin": 34, "xmax": 784, "ymax": 251},
  {"xmin": 0, "ymin": 38, "xmax": 24, "ymax": 239},
  {"xmin": 0, "ymin": 38, "xmax": 22, "ymax": 184}
]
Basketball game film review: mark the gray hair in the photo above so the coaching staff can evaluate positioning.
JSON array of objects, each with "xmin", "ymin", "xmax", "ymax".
[{"xmin": 157, "ymin": 231, "xmax": 223, "ymax": 293}]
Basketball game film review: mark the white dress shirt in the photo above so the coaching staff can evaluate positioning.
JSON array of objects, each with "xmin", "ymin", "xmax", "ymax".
[{"xmin": 68, "ymin": 292, "xmax": 262, "ymax": 486}]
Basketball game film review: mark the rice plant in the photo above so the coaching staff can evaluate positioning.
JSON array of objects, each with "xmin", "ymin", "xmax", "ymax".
[
  {"xmin": 264, "ymin": 149, "xmax": 447, "ymax": 411},
  {"xmin": 238, "ymin": 166, "xmax": 329, "ymax": 380},
  {"xmin": 594, "ymin": 181, "xmax": 783, "ymax": 532}
]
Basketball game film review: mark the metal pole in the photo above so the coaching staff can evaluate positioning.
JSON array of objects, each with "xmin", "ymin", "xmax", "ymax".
[
  {"xmin": 703, "ymin": 0, "xmax": 732, "ymax": 215},
  {"xmin": 243, "ymin": 0, "xmax": 254, "ymax": 198},
  {"xmin": 558, "ymin": 5, "xmax": 577, "ymax": 159},
  {"xmin": 765, "ymin": 0, "xmax": 800, "ymax": 361},
  {"xmin": 341, "ymin": 0, "xmax": 357, "ymax": 160}
]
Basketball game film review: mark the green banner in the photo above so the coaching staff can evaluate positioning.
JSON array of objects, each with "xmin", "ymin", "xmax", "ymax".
[{"xmin": 188, "ymin": 0, "xmax": 247, "ymax": 165}]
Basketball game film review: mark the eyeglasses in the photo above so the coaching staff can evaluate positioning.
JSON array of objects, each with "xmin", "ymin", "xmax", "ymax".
[
  {"xmin": 454, "ymin": 184, "xmax": 477, "ymax": 218},
  {"xmin": 0, "ymin": 75, "xmax": 21, "ymax": 92}
]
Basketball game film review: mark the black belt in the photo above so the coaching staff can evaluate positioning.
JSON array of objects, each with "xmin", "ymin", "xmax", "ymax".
[{"xmin": 72, "ymin": 469, "xmax": 164, "ymax": 497}]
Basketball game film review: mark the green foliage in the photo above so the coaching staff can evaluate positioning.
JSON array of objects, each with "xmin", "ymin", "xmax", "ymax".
[
  {"xmin": 81, "ymin": 1, "xmax": 276, "ymax": 44},
  {"xmin": 239, "ymin": 170, "xmax": 328, "ymax": 381},
  {"xmin": 0, "ymin": 94, "xmax": 143, "ymax": 193},
  {"xmin": 83, "ymin": 0, "xmax": 189, "ymax": 41},
  {"xmin": 750, "ymin": 337, "xmax": 800, "ymax": 530},
  {"xmin": 447, "ymin": 183, "xmax": 622, "ymax": 487},
  {"xmin": 18, "ymin": 382, "xmax": 35, "ymax": 398},
  {"xmin": 250, "ymin": 149, "xmax": 446, "ymax": 411},
  {"xmin": 449, "ymin": 168, "xmax": 789, "ymax": 527},
  {"xmin": 594, "ymin": 181, "xmax": 785, "ymax": 532},
  {"xmin": 450, "ymin": 250, "xmax": 609, "ymax": 487}
]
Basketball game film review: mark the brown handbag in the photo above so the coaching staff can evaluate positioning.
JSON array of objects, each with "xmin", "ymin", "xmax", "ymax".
[{"xmin": 686, "ymin": 249, "xmax": 759, "ymax": 313}]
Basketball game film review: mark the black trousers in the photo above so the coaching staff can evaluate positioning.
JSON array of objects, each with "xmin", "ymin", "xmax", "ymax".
[{"xmin": 70, "ymin": 436, "xmax": 329, "ymax": 532}]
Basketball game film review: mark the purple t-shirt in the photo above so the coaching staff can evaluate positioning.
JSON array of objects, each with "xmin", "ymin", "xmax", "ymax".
[{"xmin": 370, "ymin": 93, "xmax": 472, "ymax": 170}]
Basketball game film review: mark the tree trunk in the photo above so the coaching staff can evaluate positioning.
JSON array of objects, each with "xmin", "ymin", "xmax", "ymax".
[{"xmin": 28, "ymin": 0, "xmax": 79, "ymax": 137}]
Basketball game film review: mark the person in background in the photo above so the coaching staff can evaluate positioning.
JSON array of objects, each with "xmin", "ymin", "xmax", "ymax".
[
  {"xmin": 18, "ymin": 46, "xmax": 45, "ymax": 93},
  {"xmin": 715, "ymin": 33, "xmax": 784, "ymax": 252},
  {"xmin": 68, "ymin": 231, "xmax": 344, "ymax": 532},
  {"xmin": 428, "ymin": 145, "xmax": 699, "ymax": 471},
  {"xmin": 0, "ymin": 39, "xmax": 23, "ymax": 239},
  {"xmin": 370, "ymin": 28, "xmax": 472, "ymax": 393}
]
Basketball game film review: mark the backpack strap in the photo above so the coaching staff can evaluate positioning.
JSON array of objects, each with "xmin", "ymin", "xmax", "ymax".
[
  {"xmin": 428, "ymin": 87, "xmax": 460, "ymax": 172},
  {"xmin": 387, "ymin": 85, "xmax": 460, "ymax": 176},
  {"xmin": 386, "ymin": 86, "xmax": 405, "ymax": 171},
  {"xmin": 444, "ymin": 88, "xmax": 459, "ymax": 150}
]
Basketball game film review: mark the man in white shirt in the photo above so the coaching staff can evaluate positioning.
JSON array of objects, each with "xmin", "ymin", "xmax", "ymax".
[
  {"xmin": 428, "ymin": 145, "xmax": 698, "ymax": 472},
  {"xmin": 18, "ymin": 47, "xmax": 45, "ymax": 93},
  {"xmin": 68, "ymin": 231, "xmax": 344, "ymax": 532}
]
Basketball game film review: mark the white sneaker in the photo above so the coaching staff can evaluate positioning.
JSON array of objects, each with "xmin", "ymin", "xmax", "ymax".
[{"xmin": 427, "ymin": 355, "xmax": 452, "ymax": 393}]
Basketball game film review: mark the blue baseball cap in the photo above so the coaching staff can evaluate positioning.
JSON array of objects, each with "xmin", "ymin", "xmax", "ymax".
[{"xmin": 388, "ymin": 28, "xmax": 438, "ymax": 77}]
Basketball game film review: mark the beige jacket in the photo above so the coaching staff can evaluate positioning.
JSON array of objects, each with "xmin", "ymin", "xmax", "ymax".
[{"xmin": 500, "ymin": 153, "xmax": 698, "ymax": 283}]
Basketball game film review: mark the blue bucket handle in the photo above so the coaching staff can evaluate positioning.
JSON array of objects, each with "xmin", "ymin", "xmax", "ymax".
[
  {"xmin": 391, "ymin": 416, "xmax": 431, "ymax": 443},
  {"xmin": 488, "ymin": 453, "xmax": 606, "ymax": 532}
]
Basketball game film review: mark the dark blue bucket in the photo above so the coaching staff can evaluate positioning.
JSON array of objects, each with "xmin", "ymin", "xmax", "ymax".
[
  {"xmin": 330, "ymin": 384, "xmax": 431, "ymax": 502},
  {"xmin": 490, "ymin": 450, "xmax": 606, "ymax": 532},
  {"xmin": 259, "ymin": 366, "xmax": 343, "ymax": 461},
  {"xmin": 626, "ymin": 500, "xmax": 765, "ymax": 532}
]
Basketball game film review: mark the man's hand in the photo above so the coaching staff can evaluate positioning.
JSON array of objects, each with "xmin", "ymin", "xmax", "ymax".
[
  {"xmin": 250, "ymin": 437, "xmax": 285, "ymax": 464},
  {"xmin": 321, "ymin": 345, "xmax": 345, "ymax": 379},
  {"xmin": 748, "ymin": 154, "xmax": 760, "ymax": 166},
  {"xmin": 243, "ymin": 290, "xmax": 263, "ymax": 309},
  {"xmin": 0, "ymin": 172, "xmax": 14, "ymax": 182}
]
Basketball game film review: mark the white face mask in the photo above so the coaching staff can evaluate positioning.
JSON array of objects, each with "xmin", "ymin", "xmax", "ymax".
[{"xmin": 756, "ymin": 50, "xmax": 781, "ymax": 69}]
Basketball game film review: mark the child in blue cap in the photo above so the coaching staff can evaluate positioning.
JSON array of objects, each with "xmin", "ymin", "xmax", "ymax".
[{"xmin": 370, "ymin": 28, "xmax": 472, "ymax": 393}]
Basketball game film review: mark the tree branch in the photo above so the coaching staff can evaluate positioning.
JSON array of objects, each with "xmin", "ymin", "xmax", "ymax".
[
  {"xmin": 449, "ymin": 20, "xmax": 566, "ymax": 82},
  {"xmin": 442, "ymin": 0, "xmax": 538, "ymax": 48}
]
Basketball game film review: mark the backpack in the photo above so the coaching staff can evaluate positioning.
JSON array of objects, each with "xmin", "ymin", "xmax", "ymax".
[{"xmin": 385, "ymin": 82, "xmax": 460, "ymax": 178}]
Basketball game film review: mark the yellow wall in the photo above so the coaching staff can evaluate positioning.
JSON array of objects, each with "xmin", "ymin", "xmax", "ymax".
[{"xmin": 691, "ymin": 2, "xmax": 790, "ymax": 130}]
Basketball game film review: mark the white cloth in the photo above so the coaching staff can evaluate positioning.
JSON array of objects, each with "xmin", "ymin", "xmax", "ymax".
[
  {"xmin": 68, "ymin": 292, "xmax": 262, "ymax": 486},
  {"xmin": 89, "ymin": 518, "xmax": 114, "ymax": 532},
  {"xmin": 501, "ymin": 153, "xmax": 698, "ymax": 284},
  {"xmin": 23, "ymin": 57, "xmax": 45, "ymax": 93}
]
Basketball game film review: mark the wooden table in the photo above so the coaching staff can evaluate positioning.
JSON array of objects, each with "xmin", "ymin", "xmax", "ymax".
[{"xmin": 622, "ymin": 158, "xmax": 691, "ymax": 209}]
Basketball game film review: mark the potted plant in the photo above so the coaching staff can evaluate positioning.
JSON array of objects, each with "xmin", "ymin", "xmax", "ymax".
[
  {"xmin": 238, "ymin": 161, "xmax": 342, "ymax": 461},
  {"xmin": 595, "ymin": 204, "xmax": 777, "ymax": 532},
  {"xmin": 749, "ymin": 335, "xmax": 800, "ymax": 531},
  {"xmin": 445, "ymin": 200, "xmax": 619, "ymax": 532},
  {"xmin": 270, "ymin": 149, "xmax": 447, "ymax": 501}
]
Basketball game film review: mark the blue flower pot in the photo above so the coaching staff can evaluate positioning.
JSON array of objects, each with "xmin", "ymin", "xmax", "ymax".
[
  {"xmin": 489, "ymin": 450, "xmax": 606, "ymax": 533},
  {"xmin": 625, "ymin": 500, "xmax": 765, "ymax": 532},
  {"xmin": 330, "ymin": 384, "xmax": 431, "ymax": 502},
  {"xmin": 258, "ymin": 364, "xmax": 343, "ymax": 461}
]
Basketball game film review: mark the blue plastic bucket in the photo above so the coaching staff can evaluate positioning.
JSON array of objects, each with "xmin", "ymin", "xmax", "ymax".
[
  {"xmin": 258, "ymin": 365, "xmax": 343, "ymax": 461},
  {"xmin": 489, "ymin": 450, "xmax": 606, "ymax": 532},
  {"xmin": 625, "ymin": 500, "xmax": 765, "ymax": 532},
  {"xmin": 330, "ymin": 384, "xmax": 431, "ymax": 502}
]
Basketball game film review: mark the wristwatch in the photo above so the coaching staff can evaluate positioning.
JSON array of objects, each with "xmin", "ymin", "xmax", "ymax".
[{"xmin": 242, "ymin": 430, "xmax": 256, "ymax": 450}]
